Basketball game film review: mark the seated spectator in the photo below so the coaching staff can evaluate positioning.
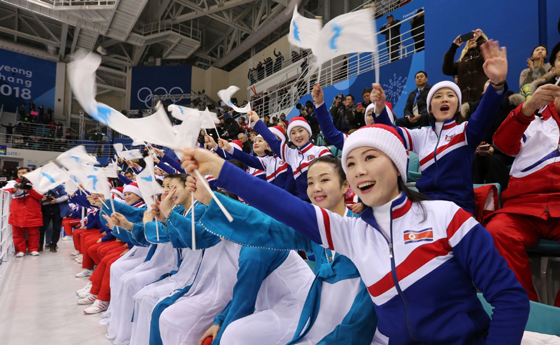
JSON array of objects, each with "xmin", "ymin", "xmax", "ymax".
[
  {"xmin": 279, "ymin": 113, "xmax": 288, "ymax": 127},
  {"xmin": 443, "ymin": 29, "xmax": 488, "ymax": 103},
  {"xmin": 237, "ymin": 133, "xmax": 252, "ymax": 154},
  {"xmin": 342, "ymin": 94, "xmax": 364, "ymax": 133},
  {"xmin": 355, "ymin": 87, "xmax": 372, "ymax": 121},
  {"xmin": 484, "ymin": 41, "xmax": 560, "ymax": 307},
  {"xmin": 397, "ymin": 71, "xmax": 432, "ymax": 128},
  {"xmin": 291, "ymin": 50, "xmax": 300, "ymax": 63},
  {"xmin": 519, "ymin": 45, "xmax": 551, "ymax": 92},
  {"xmin": 462, "ymin": 80, "xmax": 522, "ymax": 189}
]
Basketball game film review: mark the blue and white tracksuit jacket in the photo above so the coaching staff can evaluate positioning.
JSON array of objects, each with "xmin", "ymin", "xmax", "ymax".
[
  {"xmin": 254, "ymin": 120, "xmax": 331, "ymax": 201},
  {"xmin": 214, "ymin": 161, "xmax": 529, "ymax": 345},
  {"xmin": 374, "ymin": 85, "xmax": 508, "ymax": 214}
]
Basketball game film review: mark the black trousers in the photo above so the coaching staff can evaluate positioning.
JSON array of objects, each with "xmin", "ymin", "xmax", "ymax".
[
  {"xmin": 40, "ymin": 204, "xmax": 62, "ymax": 249},
  {"xmin": 472, "ymin": 152, "xmax": 514, "ymax": 191},
  {"xmin": 388, "ymin": 39, "xmax": 400, "ymax": 62},
  {"xmin": 414, "ymin": 34, "xmax": 424, "ymax": 52}
]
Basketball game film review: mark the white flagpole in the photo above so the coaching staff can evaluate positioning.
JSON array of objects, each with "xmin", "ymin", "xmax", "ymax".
[
  {"xmin": 154, "ymin": 195, "xmax": 160, "ymax": 241},
  {"xmin": 80, "ymin": 207, "xmax": 85, "ymax": 227},
  {"xmin": 109, "ymin": 196, "xmax": 120, "ymax": 234},
  {"xmin": 193, "ymin": 169, "xmax": 233, "ymax": 222},
  {"xmin": 191, "ymin": 193, "xmax": 196, "ymax": 250}
]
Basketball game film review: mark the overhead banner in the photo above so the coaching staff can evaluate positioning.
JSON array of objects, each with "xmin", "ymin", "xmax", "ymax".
[
  {"xmin": 130, "ymin": 65, "xmax": 192, "ymax": 110},
  {"xmin": 0, "ymin": 48, "xmax": 56, "ymax": 112}
]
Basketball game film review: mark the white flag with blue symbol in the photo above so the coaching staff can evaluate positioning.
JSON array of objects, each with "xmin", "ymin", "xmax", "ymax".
[
  {"xmin": 313, "ymin": 8, "xmax": 377, "ymax": 69},
  {"xmin": 57, "ymin": 145, "xmax": 99, "ymax": 171},
  {"xmin": 168, "ymin": 105, "xmax": 200, "ymax": 122},
  {"xmin": 73, "ymin": 166, "xmax": 111, "ymax": 199},
  {"xmin": 68, "ymin": 50, "xmax": 180, "ymax": 150},
  {"xmin": 24, "ymin": 163, "xmax": 69, "ymax": 194},
  {"xmin": 136, "ymin": 156, "xmax": 163, "ymax": 211},
  {"xmin": 288, "ymin": 5, "xmax": 322, "ymax": 50},
  {"xmin": 217, "ymin": 86, "xmax": 251, "ymax": 113}
]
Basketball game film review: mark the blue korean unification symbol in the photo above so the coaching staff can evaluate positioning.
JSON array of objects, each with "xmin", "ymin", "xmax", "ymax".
[
  {"xmin": 141, "ymin": 176, "xmax": 153, "ymax": 182},
  {"xmin": 330, "ymin": 24, "xmax": 342, "ymax": 51},
  {"xmin": 41, "ymin": 172, "xmax": 55, "ymax": 183},
  {"xmin": 292, "ymin": 21, "xmax": 301, "ymax": 42},
  {"xmin": 86, "ymin": 175, "xmax": 98, "ymax": 191},
  {"xmin": 96, "ymin": 104, "xmax": 112, "ymax": 125}
]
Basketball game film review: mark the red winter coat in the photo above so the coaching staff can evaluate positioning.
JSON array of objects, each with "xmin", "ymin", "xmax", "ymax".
[{"xmin": 7, "ymin": 180, "xmax": 43, "ymax": 227}]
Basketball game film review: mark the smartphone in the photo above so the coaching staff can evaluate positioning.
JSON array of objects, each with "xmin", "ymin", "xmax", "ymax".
[
  {"xmin": 460, "ymin": 32, "xmax": 475, "ymax": 43},
  {"xmin": 478, "ymin": 144, "xmax": 491, "ymax": 150},
  {"xmin": 358, "ymin": 102, "xmax": 363, "ymax": 108}
]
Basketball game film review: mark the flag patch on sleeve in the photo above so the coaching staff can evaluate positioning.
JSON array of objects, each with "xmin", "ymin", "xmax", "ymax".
[{"xmin": 403, "ymin": 228, "xmax": 433, "ymax": 244}]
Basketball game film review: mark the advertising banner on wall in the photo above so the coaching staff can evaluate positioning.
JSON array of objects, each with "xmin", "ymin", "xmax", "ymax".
[
  {"xmin": 0, "ymin": 48, "xmax": 57, "ymax": 112},
  {"xmin": 130, "ymin": 65, "xmax": 193, "ymax": 110}
]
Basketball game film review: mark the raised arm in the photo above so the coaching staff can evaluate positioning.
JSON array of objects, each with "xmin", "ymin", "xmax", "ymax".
[
  {"xmin": 198, "ymin": 192, "xmax": 313, "ymax": 252},
  {"xmin": 464, "ymin": 40, "xmax": 508, "ymax": 148},
  {"xmin": 250, "ymin": 111, "xmax": 287, "ymax": 160},
  {"xmin": 182, "ymin": 149, "xmax": 357, "ymax": 257},
  {"xmin": 442, "ymin": 36, "xmax": 461, "ymax": 76},
  {"xmin": 312, "ymin": 83, "xmax": 347, "ymax": 151},
  {"xmin": 495, "ymin": 84, "xmax": 560, "ymax": 155},
  {"xmin": 160, "ymin": 154, "xmax": 185, "ymax": 173}
]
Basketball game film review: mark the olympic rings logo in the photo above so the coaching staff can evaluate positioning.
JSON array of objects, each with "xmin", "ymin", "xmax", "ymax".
[{"xmin": 137, "ymin": 86, "xmax": 185, "ymax": 108}]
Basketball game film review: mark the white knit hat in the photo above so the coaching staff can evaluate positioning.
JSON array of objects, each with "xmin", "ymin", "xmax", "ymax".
[
  {"xmin": 364, "ymin": 103, "xmax": 376, "ymax": 125},
  {"xmin": 230, "ymin": 140, "xmax": 243, "ymax": 151},
  {"xmin": 287, "ymin": 117, "xmax": 312, "ymax": 136},
  {"xmin": 110, "ymin": 187, "xmax": 124, "ymax": 200},
  {"xmin": 341, "ymin": 124, "xmax": 408, "ymax": 183},
  {"xmin": 123, "ymin": 182, "xmax": 143, "ymax": 199},
  {"xmin": 426, "ymin": 81, "xmax": 462, "ymax": 112}
]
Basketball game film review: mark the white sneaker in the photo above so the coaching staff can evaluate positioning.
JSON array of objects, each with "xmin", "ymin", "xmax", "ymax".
[
  {"xmin": 84, "ymin": 300, "xmax": 109, "ymax": 314},
  {"xmin": 30, "ymin": 251, "xmax": 39, "ymax": 256},
  {"xmin": 70, "ymin": 250, "xmax": 80, "ymax": 256},
  {"xmin": 75, "ymin": 256, "xmax": 83, "ymax": 264},
  {"xmin": 15, "ymin": 252, "xmax": 24, "ymax": 258},
  {"xmin": 63, "ymin": 236, "xmax": 73, "ymax": 241},
  {"xmin": 76, "ymin": 282, "xmax": 92, "ymax": 297},
  {"xmin": 77, "ymin": 293, "xmax": 97, "ymax": 305},
  {"xmin": 75, "ymin": 269, "xmax": 93, "ymax": 278}
]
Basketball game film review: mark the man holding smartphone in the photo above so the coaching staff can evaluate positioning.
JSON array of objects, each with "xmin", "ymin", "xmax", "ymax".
[{"xmin": 397, "ymin": 71, "xmax": 431, "ymax": 128}]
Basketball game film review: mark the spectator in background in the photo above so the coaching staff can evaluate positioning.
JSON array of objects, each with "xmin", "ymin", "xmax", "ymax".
[
  {"xmin": 265, "ymin": 57, "xmax": 274, "ymax": 77},
  {"xmin": 18, "ymin": 104, "xmax": 26, "ymax": 120},
  {"xmin": 38, "ymin": 105, "xmax": 45, "ymax": 123},
  {"xmin": 49, "ymin": 120, "xmax": 56, "ymax": 137},
  {"xmin": 223, "ymin": 113, "xmax": 241, "ymax": 140},
  {"xmin": 463, "ymin": 80, "xmax": 522, "ymax": 190},
  {"xmin": 28, "ymin": 100, "xmax": 35, "ymax": 114},
  {"xmin": 263, "ymin": 114, "xmax": 271, "ymax": 127},
  {"xmin": 519, "ymin": 45, "xmax": 551, "ymax": 91},
  {"xmin": 291, "ymin": 50, "xmax": 300, "ymax": 63},
  {"xmin": 329, "ymin": 94, "xmax": 345, "ymax": 131},
  {"xmin": 380, "ymin": 14, "xmax": 401, "ymax": 62},
  {"xmin": 343, "ymin": 94, "xmax": 362, "ymax": 133},
  {"xmin": 442, "ymin": 29, "xmax": 488, "ymax": 103},
  {"xmin": 279, "ymin": 113, "xmax": 288, "ymax": 127},
  {"xmin": 7, "ymin": 167, "xmax": 43, "ymax": 257},
  {"xmin": 355, "ymin": 87, "xmax": 373, "ymax": 120},
  {"xmin": 2, "ymin": 123, "xmax": 16, "ymax": 143},
  {"xmin": 273, "ymin": 49, "xmax": 284, "ymax": 73},
  {"xmin": 40, "ymin": 184, "xmax": 70, "ymax": 253},
  {"xmin": 257, "ymin": 62, "xmax": 265, "ymax": 81},
  {"xmin": 238, "ymin": 133, "xmax": 252, "ymax": 154},
  {"xmin": 410, "ymin": 9, "xmax": 425, "ymax": 52},
  {"xmin": 397, "ymin": 71, "xmax": 432, "ymax": 128},
  {"xmin": 56, "ymin": 122, "xmax": 63, "ymax": 138}
]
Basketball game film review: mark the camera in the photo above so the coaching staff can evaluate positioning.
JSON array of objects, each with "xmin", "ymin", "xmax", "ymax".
[
  {"xmin": 44, "ymin": 191, "xmax": 56, "ymax": 202},
  {"xmin": 16, "ymin": 176, "xmax": 33, "ymax": 191}
]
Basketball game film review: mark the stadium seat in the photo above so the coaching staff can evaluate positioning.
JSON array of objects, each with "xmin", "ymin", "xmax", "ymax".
[
  {"xmin": 527, "ymin": 240, "xmax": 560, "ymax": 305},
  {"xmin": 477, "ymin": 293, "xmax": 560, "ymax": 336}
]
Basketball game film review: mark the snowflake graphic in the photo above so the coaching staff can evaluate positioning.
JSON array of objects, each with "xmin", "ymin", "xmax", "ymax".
[{"xmin": 383, "ymin": 74, "xmax": 408, "ymax": 103}]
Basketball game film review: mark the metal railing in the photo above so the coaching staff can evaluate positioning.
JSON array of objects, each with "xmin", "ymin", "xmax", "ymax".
[
  {"xmin": 137, "ymin": 21, "xmax": 202, "ymax": 41},
  {"xmin": 249, "ymin": 14, "xmax": 424, "ymax": 118},
  {"xmin": 4, "ymin": 122, "xmax": 73, "ymax": 140},
  {"xmin": 27, "ymin": 0, "xmax": 117, "ymax": 9},
  {"xmin": 248, "ymin": 49, "xmax": 311, "ymax": 85},
  {"xmin": 0, "ymin": 191, "xmax": 12, "ymax": 264}
]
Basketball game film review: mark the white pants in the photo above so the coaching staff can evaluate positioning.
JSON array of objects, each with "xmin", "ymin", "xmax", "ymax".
[
  {"xmin": 220, "ymin": 304, "xmax": 303, "ymax": 345},
  {"xmin": 129, "ymin": 279, "xmax": 178, "ymax": 345},
  {"xmin": 108, "ymin": 244, "xmax": 178, "ymax": 344},
  {"xmin": 159, "ymin": 286, "xmax": 232, "ymax": 345}
]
